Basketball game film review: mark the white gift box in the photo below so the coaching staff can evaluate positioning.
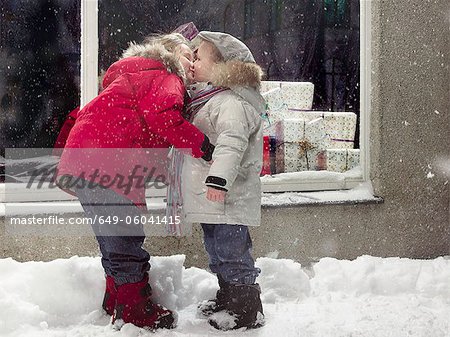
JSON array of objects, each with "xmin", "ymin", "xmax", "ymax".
[
  {"xmin": 346, "ymin": 149, "xmax": 360, "ymax": 171},
  {"xmin": 326, "ymin": 149, "xmax": 361, "ymax": 172},
  {"xmin": 324, "ymin": 112, "xmax": 357, "ymax": 149},
  {"xmin": 261, "ymin": 81, "xmax": 281, "ymax": 93},
  {"xmin": 261, "ymin": 88, "xmax": 289, "ymax": 130},
  {"xmin": 261, "ymin": 81, "xmax": 314, "ymax": 111},
  {"xmin": 274, "ymin": 118, "xmax": 329, "ymax": 172},
  {"xmin": 280, "ymin": 82, "xmax": 314, "ymax": 110},
  {"xmin": 263, "ymin": 88, "xmax": 284, "ymax": 111},
  {"xmin": 283, "ymin": 111, "xmax": 357, "ymax": 149}
]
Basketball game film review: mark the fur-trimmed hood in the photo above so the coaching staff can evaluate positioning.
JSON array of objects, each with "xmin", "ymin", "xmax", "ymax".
[
  {"xmin": 209, "ymin": 60, "xmax": 263, "ymax": 89},
  {"xmin": 209, "ymin": 60, "xmax": 266, "ymax": 113},
  {"xmin": 121, "ymin": 42, "xmax": 186, "ymax": 82}
]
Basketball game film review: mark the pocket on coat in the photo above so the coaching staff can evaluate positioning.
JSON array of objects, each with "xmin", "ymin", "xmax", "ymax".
[
  {"xmin": 190, "ymin": 188, "xmax": 225, "ymax": 215},
  {"xmin": 183, "ymin": 160, "xmax": 225, "ymax": 216}
]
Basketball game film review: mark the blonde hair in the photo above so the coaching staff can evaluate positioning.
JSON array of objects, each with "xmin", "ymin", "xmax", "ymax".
[{"xmin": 143, "ymin": 33, "xmax": 190, "ymax": 52}]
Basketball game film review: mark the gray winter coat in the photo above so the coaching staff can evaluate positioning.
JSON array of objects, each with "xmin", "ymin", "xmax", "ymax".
[{"xmin": 181, "ymin": 61, "xmax": 265, "ymax": 226}]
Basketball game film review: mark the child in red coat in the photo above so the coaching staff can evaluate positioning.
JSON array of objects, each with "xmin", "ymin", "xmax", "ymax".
[{"xmin": 56, "ymin": 33, "xmax": 214, "ymax": 330}]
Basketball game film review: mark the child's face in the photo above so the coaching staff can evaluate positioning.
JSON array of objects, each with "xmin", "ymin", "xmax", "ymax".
[
  {"xmin": 175, "ymin": 44, "xmax": 195, "ymax": 84},
  {"xmin": 193, "ymin": 41, "xmax": 219, "ymax": 83}
]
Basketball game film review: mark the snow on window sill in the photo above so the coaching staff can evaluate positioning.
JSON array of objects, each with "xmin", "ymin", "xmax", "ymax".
[
  {"xmin": 261, "ymin": 167, "xmax": 364, "ymax": 192},
  {"xmin": 262, "ymin": 182, "xmax": 383, "ymax": 208}
]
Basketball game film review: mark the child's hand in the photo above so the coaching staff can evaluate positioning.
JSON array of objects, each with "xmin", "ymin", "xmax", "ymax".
[{"xmin": 206, "ymin": 187, "xmax": 226, "ymax": 202}]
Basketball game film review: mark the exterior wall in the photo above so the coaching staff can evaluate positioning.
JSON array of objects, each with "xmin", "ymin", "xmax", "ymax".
[{"xmin": 0, "ymin": 0, "xmax": 449, "ymax": 267}]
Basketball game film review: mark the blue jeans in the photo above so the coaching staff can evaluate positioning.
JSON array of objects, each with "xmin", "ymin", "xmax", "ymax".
[
  {"xmin": 201, "ymin": 223, "xmax": 260, "ymax": 285},
  {"xmin": 75, "ymin": 185, "xmax": 150, "ymax": 285}
]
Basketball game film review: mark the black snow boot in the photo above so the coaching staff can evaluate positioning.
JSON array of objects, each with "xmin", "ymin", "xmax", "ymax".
[
  {"xmin": 197, "ymin": 274, "xmax": 230, "ymax": 318},
  {"xmin": 208, "ymin": 283, "xmax": 265, "ymax": 331}
]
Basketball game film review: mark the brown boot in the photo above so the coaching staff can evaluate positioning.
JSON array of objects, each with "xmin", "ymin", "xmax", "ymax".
[
  {"xmin": 197, "ymin": 275, "xmax": 230, "ymax": 318},
  {"xmin": 208, "ymin": 283, "xmax": 264, "ymax": 330}
]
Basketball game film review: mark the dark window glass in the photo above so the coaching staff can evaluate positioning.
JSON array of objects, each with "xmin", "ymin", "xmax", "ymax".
[
  {"xmin": 324, "ymin": 0, "xmax": 349, "ymax": 28},
  {"xmin": 98, "ymin": 0, "xmax": 187, "ymax": 72},
  {"xmin": 244, "ymin": 0, "xmax": 256, "ymax": 38},
  {"xmin": 269, "ymin": 0, "xmax": 282, "ymax": 32},
  {"xmin": 1, "ymin": 0, "xmax": 81, "ymax": 151},
  {"xmin": 223, "ymin": 4, "xmax": 233, "ymax": 32}
]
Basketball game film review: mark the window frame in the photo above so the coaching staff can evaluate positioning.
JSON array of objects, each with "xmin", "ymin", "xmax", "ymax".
[{"xmin": 0, "ymin": 0, "xmax": 372, "ymax": 202}]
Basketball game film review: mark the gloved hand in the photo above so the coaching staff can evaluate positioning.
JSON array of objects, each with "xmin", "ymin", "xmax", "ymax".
[{"xmin": 201, "ymin": 135, "xmax": 215, "ymax": 162}]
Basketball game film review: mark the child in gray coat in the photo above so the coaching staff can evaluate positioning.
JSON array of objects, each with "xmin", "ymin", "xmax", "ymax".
[{"xmin": 181, "ymin": 31, "xmax": 266, "ymax": 330}]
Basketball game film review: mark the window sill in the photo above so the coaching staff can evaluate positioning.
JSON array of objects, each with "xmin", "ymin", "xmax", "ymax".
[
  {"xmin": 0, "ymin": 182, "xmax": 382, "ymax": 216},
  {"xmin": 261, "ymin": 189, "xmax": 383, "ymax": 208}
]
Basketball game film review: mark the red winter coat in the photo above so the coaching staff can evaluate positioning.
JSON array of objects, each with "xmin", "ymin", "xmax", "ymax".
[
  {"xmin": 54, "ymin": 107, "xmax": 79, "ymax": 149},
  {"xmin": 57, "ymin": 44, "xmax": 206, "ymax": 208}
]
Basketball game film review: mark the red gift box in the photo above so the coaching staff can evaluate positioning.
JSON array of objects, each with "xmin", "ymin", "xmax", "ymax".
[{"xmin": 260, "ymin": 136, "xmax": 271, "ymax": 176}]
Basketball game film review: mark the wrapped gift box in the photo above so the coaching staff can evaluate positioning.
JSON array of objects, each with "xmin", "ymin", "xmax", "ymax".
[
  {"xmin": 284, "ymin": 111, "xmax": 357, "ymax": 149},
  {"xmin": 261, "ymin": 81, "xmax": 281, "ymax": 93},
  {"xmin": 261, "ymin": 81, "xmax": 314, "ymax": 111},
  {"xmin": 263, "ymin": 88, "xmax": 284, "ymax": 111},
  {"xmin": 274, "ymin": 118, "xmax": 329, "ymax": 172},
  {"xmin": 260, "ymin": 136, "xmax": 271, "ymax": 176},
  {"xmin": 326, "ymin": 149, "xmax": 360, "ymax": 172},
  {"xmin": 287, "ymin": 111, "xmax": 323, "ymax": 121},
  {"xmin": 280, "ymin": 82, "xmax": 314, "ymax": 110},
  {"xmin": 324, "ymin": 112, "xmax": 357, "ymax": 149},
  {"xmin": 261, "ymin": 88, "xmax": 289, "ymax": 129},
  {"xmin": 346, "ymin": 149, "xmax": 360, "ymax": 171}
]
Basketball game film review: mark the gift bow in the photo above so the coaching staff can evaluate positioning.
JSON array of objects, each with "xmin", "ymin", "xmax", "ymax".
[{"xmin": 285, "ymin": 138, "xmax": 315, "ymax": 157}]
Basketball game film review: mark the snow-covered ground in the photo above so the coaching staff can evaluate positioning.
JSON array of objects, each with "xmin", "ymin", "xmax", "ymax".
[{"xmin": 0, "ymin": 255, "xmax": 449, "ymax": 337}]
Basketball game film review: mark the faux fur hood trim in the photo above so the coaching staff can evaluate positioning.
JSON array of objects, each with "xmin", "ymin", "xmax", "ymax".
[
  {"xmin": 210, "ymin": 61, "xmax": 263, "ymax": 89},
  {"xmin": 121, "ymin": 42, "xmax": 187, "ymax": 83}
]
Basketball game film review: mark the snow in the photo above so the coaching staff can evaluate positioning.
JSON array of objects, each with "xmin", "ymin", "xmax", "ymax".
[
  {"xmin": 260, "ymin": 166, "xmax": 365, "ymax": 186},
  {"xmin": 0, "ymin": 255, "xmax": 449, "ymax": 337}
]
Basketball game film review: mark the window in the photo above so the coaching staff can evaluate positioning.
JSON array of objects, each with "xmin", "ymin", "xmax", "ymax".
[
  {"xmin": 1, "ymin": 0, "xmax": 372, "ymax": 202},
  {"xmin": 1, "ymin": 0, "xmax": 81, "ymax": 202}
]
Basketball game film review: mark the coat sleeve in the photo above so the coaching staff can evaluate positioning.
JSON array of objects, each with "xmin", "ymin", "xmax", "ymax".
[
  {"xmin": 137, "ymin": 75, "xmax": 206, "ymax": 158},
  {"xmin": 205, "ymin": 98, "xmax": 249, "ymax": 191},
  {"xmin": 53, "ymin": 107, "xmax": 79, "ymax": 149}
]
